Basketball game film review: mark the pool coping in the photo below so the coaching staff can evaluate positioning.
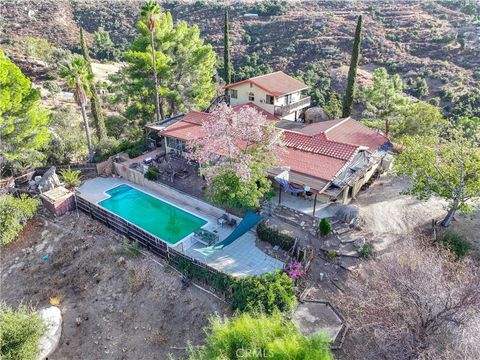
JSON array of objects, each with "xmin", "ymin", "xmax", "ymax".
[{"xmin": 95, "ymin": 183, "xmax": 212, "ymax": 248}]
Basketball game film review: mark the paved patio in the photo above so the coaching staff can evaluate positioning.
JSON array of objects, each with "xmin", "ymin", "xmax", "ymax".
[
  {"xmin": 186, "ymin": 232, "xmax": 284, "ymax": 278},
  {"xmin": 270, "ymin": 189, "xmax": 332, "ymax": 219},
  {"xmin": 78, "ymin": 177, "xmax": 283, "ymax": 277}
]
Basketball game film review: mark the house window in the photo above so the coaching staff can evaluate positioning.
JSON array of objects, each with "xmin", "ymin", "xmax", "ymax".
[
  {"xmin": 266, "ymin": 95, "xmax": 274, "ymax": 104},
  {"xmin": 248, "ymin": 92, "xmax": 255, "ymax": 101},
  {"xmin": 284, "ymin": 94, "xmax": 292, "ymax": 105},
  {"xmin": 230, "ymin": 89, "xmax": 238, "ymax": 99},
  {"xmin": 166, "ymin": 137, "xmax": 185, "ymax": 154}
]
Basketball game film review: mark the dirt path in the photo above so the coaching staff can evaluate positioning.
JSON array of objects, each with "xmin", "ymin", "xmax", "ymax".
[
  {"xmin": 355, "ymin": 173, "xmax": 447, "ymax": 252},
  {"xmin": 0, "ymin": 211, "xmax": 228, "ymax": 360}
]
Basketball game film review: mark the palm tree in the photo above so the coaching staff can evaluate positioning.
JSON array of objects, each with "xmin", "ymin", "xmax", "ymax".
[
  {"xmin": 141, "ymin": 0, "xmax": 163, "ymax": 121},
  {"xmin": 60, "ymin": 57, "xmax": 94, "ymax": 161}
]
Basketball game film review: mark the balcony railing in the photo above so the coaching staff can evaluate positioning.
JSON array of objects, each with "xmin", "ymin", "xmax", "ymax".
[{"xmin": 274, "ymin": 96, "xmax": 311, "ymax": 117}]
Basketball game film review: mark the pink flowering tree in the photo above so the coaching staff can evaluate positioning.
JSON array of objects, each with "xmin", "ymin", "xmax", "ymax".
[{"xmin": 187, "ymin": 102, "xmax": 282, "ymax": 209}]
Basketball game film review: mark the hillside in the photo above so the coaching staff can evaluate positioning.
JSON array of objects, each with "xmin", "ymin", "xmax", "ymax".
[{"xmin": 2, "ymin": 0, "xmax": 479, "ymax": 100}]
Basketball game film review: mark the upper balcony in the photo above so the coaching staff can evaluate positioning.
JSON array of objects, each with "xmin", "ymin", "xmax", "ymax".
[{"xmin": 274, "ymin": 96, "xmax": 311, "ymax": 117}]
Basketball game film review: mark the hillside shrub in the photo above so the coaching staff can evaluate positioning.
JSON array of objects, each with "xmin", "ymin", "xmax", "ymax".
[
  {"xmin": 256, "ymin": 221, "xmax": 295, "ymax": 250},
  {"xmin": 144, "ymin": 166, "xmax": 159, "ymax": 181},
  {"xmin": 0, "ymin": 195, "xmax": 40, "ymax": 246},
  {"xmin": 232, "ymin": 271, "xmax": 296, "ymax": 314},
  {"xmin": 440, "ymin": 231, "xmax": 471, "ymax": 258},
  {"xmin": 187, "ymin": 311, "xmax": 333, "ymax": 360},
  {"xmin": 0, "ymin": 303, "xmax": 45, "ymax": 360},
  {"xmin": 319, "ymin": 218, "xmax": 333, "ymax": 237},
  {"xmin": 358, "ymin": 244, "xmax": 374, "ymax": 259},
  {"xmin": 253, "ymin": 0, "xmax": 287, "ymax": 16}
]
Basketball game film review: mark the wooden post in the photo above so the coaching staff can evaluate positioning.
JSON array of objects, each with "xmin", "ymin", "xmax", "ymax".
[
  {"xmin": 278, "ymin": 187, "xmax": 282, "ymax": 204},
  {"xmin": 313, "ymin": 193, "xmax": 317, "ymax": 216}
]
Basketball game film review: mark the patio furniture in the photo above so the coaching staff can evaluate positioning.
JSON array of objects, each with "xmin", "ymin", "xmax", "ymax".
[
  {"xmin": 196, "ymin": 211, "xmax": 262, "ymax": 256},
  {"xmin": 217, "ymin": 214, "xmax": 228, "ymax": 227},
  {"xmin": 143, "ymin": 157, "xmax": 153, "ymax": 165},
  {"xmin": 193, "ymin": 228, "xmax": 219, "ymax": 245},
  {"xmin": 227, "ymin": 218, "xmax": 237, "ymax": 227}
]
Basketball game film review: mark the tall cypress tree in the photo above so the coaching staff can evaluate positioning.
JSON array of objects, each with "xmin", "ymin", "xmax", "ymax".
[
  {"xmin": 342, "ymin": 15, "xmax": 362, "ymax": 118},
  {"xmin": 80, "ymin": 28, "xmax": 107, "ymax": 140},
  {"xmin": 223, "ymin": 9, "xmax": 233, "ymax": 85}
]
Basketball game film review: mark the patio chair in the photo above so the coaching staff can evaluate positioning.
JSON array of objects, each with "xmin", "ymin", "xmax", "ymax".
[
  {"xmin": 227, "ymin": 218, "xmax": 237, "ymax": 227},
  {"xmin": 217, "ymin": 213, "xmax": 228, "ymax": 226}
]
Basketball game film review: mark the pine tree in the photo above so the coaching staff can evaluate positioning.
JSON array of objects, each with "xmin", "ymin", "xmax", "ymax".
[
  {"xmin": 223, "ymin": 9, "xmax": 233, "ymax": 85},
  {"xmin": 80, "ymin": 28, "xmax": 107, "ymax": 140},
  {"xmin": 342, "ymin": 15, "xmax": 362, "ymax": 118}
]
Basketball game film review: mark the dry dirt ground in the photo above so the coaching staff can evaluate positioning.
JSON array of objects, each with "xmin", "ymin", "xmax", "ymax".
[
  {"xmin": 0, "ymin": 210, "xmax": 229, "ymax": 360},
  {"xmin": 355, "ymin": 173, "xmax": 480, "ymax": 256}
]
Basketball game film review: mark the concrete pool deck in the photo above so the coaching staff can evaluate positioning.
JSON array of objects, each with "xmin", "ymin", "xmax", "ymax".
[{"xmin": 78, "ymin": 177, "xmax": 283, "ymax": 277}]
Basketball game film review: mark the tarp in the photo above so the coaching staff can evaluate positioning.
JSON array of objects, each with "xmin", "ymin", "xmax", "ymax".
[
  {"xmin": 274, "ymin": 170, "xmax": 304, "ymax": 193},
  {"xmin": 195, "ymin": 211, "xmax": 261, "ymax": 256}
]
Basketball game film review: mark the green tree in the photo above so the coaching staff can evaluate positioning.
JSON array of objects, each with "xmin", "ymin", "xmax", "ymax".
[
  {"xmin": 449, "ymin": 88, "xmax": 480, "ymax": 119},
  {"xmin": 207, "ymin": 164, "xmax": 273, "ymax": 210},
  {"xmin": 92, "ymin": 27, "xmax": 119, "ymax": 61},
  {"xmin": 295, "ymin": 63, "xmax": 333, "ymax": 108},
  {"xmin": 45, "ymin": 109, "xmax": 88, "ymax": 164},
  {"xmin": 80, "ymin": 28, "xmax": 107, "ymax": 140},
  {"xmin": 223, "ymin": 9, "xmax": 233, "ymax": 85},
  {"xmin": 323, "ymin": 92, "xmax": 343, "ymax": 119},
  {"xmin": 396, "ymin": 129, "xmax": 480, "ymax": 227},
  {"xmin": 0, "ymin": 50, "xmax": 51, "ymax": 177},
  {"xmin": 188, "ymin": 312, "xmax": 333, "ymax": 360},
  {"xmin": 412, "ymin": 76, "xmax": 429, "ymax": 99},
  {"xmin": 60, "ymin": 57, "xmax": 95, "ymax": 160},
  {"xmin": 236, "ymin": 53, "xmax": 273, "ymax": 81},
  {"xmin": 360, "ymin": 67, "xmax": 409, "ymax": 135},
  {"xmin": 122, "ymin": 5, "xmax": 216, "ymax": 123},
  {"xmin": 391, "ymin": 101, "xmax": 448, "ymax": 139},
  {"xmin": 140, "ymin": 0, "xmax": 162, "ymax": 121},
  {"xmin": 342, "ymin": 15, "xmax": 362, "ymax": 118}
]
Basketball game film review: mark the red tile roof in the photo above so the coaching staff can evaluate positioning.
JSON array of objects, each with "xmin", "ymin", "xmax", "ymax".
[
  {"xmin": 283, "ymin": 131, "xmax": 358, "ymax": 161},
  {"xmin": 325, "ymin": 118, "xmax": 388, "ymax": 152},
  {"xmin": 159, "ymin": 111, "xmax": 207, "ymax": 141},
  {"xmin": 159, "ymin": 103, "xmax": 278, "ymax": 141},
  {"xmin": 160, "ymin": 109, "xmax": 389, "ymax": 185},
  {"xmin": 299, "ymin": 118, "xmax": 389, "ymax": 153},
  {"xmin": 224, "ymin": 71, "xmax": 309, "ymax": 97},
  {"xmin": 278, "ymin": 147, "xmax": 348, "ymax": 182}
]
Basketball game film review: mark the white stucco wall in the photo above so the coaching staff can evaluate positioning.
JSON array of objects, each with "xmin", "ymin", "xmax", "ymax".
[{"xmin": 228, "ymin": 82, "xmax": 303, "ymax": 120}]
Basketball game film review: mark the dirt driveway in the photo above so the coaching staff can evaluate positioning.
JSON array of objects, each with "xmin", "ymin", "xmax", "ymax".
[{"xmin": 0, "ymin": 211, "xmax": 228, "ymax": 360}]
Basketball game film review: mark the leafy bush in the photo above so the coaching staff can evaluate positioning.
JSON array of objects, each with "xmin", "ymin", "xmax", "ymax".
[
  {"xmin": 144, "ymin": 166, "xmax": 159, "ymax": 181},
  {"xmin": 253, "ymin": 0, "xmax": 288, "ymax": 16},
  {"xmin": 0, "ymin": 302, "xmax": 45, "ymax": 360},
  {"xmin": 256, "ymin": 221, "xmax": 295, "ymax": 250},
  {"xmin": 232, "ymin": 271, "xmax": 296, "ymax": 314},
  {"xmin": 358, "ymin": 244, "xmax": 374, "ymax": 259},
  {"xmin": 59, "ymin": 167, "xmax": 81, "ymax": 188},
  {"xmin": 93, "ymin": 137, "xmax": 120, "ymax": 162},
  {"xmin": 327, "ymin": 250, "xmax": 337, "ymax": 259},
  {"xmin": 440, "ymin": 231, "xmax": 471, "ymax": 258},
  {"xmin": 188, "ymin": 311, "xmax": 333, "ymax": 360},
  {"xmin": 319, "ymin": 218, "xmax": 332, "ymax": 237},
  {"xmin": 171, "ymin": 255, "xmax": 233, "ymax": 294},
  {"xmin": 0, "ymin": 195, "xmax": 40, "ymax": 246}
]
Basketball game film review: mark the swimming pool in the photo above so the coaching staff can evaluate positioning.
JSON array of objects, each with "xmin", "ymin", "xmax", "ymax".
[{"xmin": 98, "ymin": 184, "xmax": 207, "ymax": 245}]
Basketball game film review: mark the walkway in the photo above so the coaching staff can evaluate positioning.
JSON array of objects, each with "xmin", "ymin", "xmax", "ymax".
[{"xmin": 78, "ymin": 177, "xmax": 283, "ymax": 278}]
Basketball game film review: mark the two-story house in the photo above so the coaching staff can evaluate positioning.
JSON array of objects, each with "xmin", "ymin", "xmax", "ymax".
[{"xmin": 225, "ymin": 71, "xmax": 311, "ymax": 121}]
